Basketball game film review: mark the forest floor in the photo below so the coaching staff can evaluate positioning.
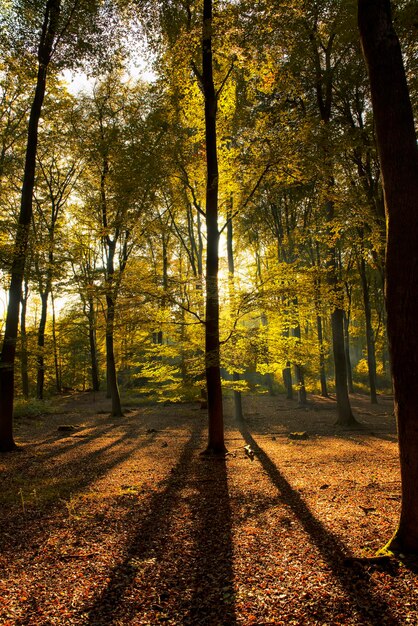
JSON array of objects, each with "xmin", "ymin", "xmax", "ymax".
[{"xmin": 1, "ymin": 391, "xmax": 417, "ymax": 625}]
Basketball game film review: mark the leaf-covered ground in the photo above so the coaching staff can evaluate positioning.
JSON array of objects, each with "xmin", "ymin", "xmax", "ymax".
[{"xmin": 1, "ymin": 392, "xmax": 417, "ymax": 625}]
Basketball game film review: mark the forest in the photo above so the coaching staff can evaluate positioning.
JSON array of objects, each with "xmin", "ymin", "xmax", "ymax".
[{"xmin": 1, "ymin": 0, "xmax": 418, "ymax": 623}]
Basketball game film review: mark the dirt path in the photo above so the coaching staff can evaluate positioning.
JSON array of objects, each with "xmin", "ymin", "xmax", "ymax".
[{"xmin": 1, "ymin": 392, "xmax": 416, "ymax": 625}]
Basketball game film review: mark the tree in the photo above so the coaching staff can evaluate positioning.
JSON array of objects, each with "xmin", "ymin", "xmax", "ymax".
[
  {"xmin": 73, "ymin": 73, "xmax": 164, "ymax": 416},
  {"xmin": 0, "ymin": 0, "xmax": 126, "ymax": 451},
  {"xmin": 32, "ymin": 92, "xmax": 79, "ymax": 399},
  {"xmin": 0, "ymin": 0, "xmax": 61, "ymax": 451},
  {"xmin": 69, "ymin": 233, "xmax": 102, "ymax": 392},
  {"xmin": 198, "ymin": 0, "xmax": 226, "ymax": 454},
  {"xmin": 301, "ymin": 1, "xmax": 357, "ymax": 425},
  {"xmin": 358, "ymin": 0, "xmax": 418, "ymax": 553}
]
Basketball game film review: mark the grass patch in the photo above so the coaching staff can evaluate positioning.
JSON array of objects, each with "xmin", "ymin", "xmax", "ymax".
[
  {"xmin": 13, "ymin": 398, "xmax": 56, "ymax": 419},
  {"xmin": 1, "ymin": 474, "xmax": 83, "ymax": 510}
]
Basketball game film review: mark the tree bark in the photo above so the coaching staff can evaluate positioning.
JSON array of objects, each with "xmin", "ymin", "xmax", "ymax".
[
  {"xmin": 332, "ymin": 307, "xmax": 356, "ymax": 425},
  {"xmin": 87, "ymin": 296, "xmax": 100, "ymax": 392},
  {"xmin": 36, "ymin": 291, "xmax": 49, "ymax": 400},
  {"xmin": 359, "ymin": 0, "xmax": 418, "ymax": 553},
  {"xmin": 343, "ymin": 310, "xmax": 354, "ymax": 395},
  {"xmin": 326, "ymin": 203, "xmax": 356, "ymax": 426},
  {"xmin": 358, "ymin": 250, "xmax": 378, "ymax": 403},
  {"xmin": 293, "ymin": 323, "xmax": 308, "ymax": 407},
  {"xmin": 283, "ymin": 362, "xmax": 293, "ymax": 400},
  {"xmin": 313, "ymin": 247, "xmax": 329, "ymax": 397},
  {"xmin": 20, "ymin": 280, "xmax": 30, "ymax": 399},
  {"xmin": 105, "ymin": 242, "xmax": 122, "ymax": 417},
  {"xmin": 51, "ymin": 291, "xmax": 61, "ymax": 393},
  {"xmin": 309, "ymin": 18, "xmax": 355, "ymax": 424},
  {"xmin": 105, "ymin": 294, "xmax": 122, "ymax": 416},
  {"xmin": 201, "ymin": 0, "xmax": 226, "ymax": 454},
  {"xmin": 0, "ymin": 0, "xmax": 60, "ymax": 452},
  {"xmin": 316, "ymin": 310, "xmax": 329, "ymax": 397}
]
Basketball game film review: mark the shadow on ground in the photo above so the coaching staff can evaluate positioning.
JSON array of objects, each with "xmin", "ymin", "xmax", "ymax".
[
  {"xmin": 82, "ymin": 421, "xmax": 236, "ymax": 625},
  {"xmin": 239, "ymin": 420, "xmax": 401, "ymax": 625}
]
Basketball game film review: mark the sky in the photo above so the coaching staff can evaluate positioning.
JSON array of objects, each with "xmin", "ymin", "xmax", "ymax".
[{"xmin": 61, "ymin": 57, "xmax": 157, "ymax": 96}]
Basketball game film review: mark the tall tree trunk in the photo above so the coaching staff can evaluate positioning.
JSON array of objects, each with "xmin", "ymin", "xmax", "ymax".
[
  {"xmin": 293, "ymin": 322, "xmax": 308, "ymax": 407},
  {"xmin": 154, "ymin": 232, "xmax": 169, "ymax": 345},
  {"xmin": 0, "ymin": 0, "xmax": 60, "ymax": 452},
  {"xmin": 105, "ymin": 294, "xmax": 122, "ymax": 416},
  {"xmin": 87, "ymin": 296, "xmax": 100, "ymax": 392},
  {"xmin": 316, "ymin": 312, "xmax": 329, "ymax": 397},
  {"xmin": 260, "ymin": 312, "xmax": 274, "ymax": 395},
  {"xmin": 326, "ymin": 204, "xmax": 356, "ymax": 425},
  {"xmin": 51, "ymin": 291, "xmax": 61, "ymax": 393},
  {"xmin": 313, "ymin": 246, "xmax": 329, "ymax": 397},
  {"xmin": 290, "ymin": 294, "xmax": 307, "ymax": 406},
  {"xmin": 196, "ymin": 208, "xmax": 207, "ymax": 407},
  {"xmin": 343, "ymin": 310, "xmax": 354, "ymax": 395},
  {"xmin": 283, "ymin": 361, "xmax": 293, "ymax": 400},
  {"xmin": 36, "ymin": 290, "xmax": 49, "ymax": 400},
  {"xmin": 20, "ymin": 280, "xmax": 30, "ymax": 399},
  {"xmin": 358, "ymin": 252, "xmax": 378, "ymax": 403},
  {"xmin": 99, "ymin": 149, "xmax": 123, "ymax": 415},
  {"xmin": 227, "ymin": 205, "xmax": 243, "ymax": 422},
  {"xmin": 331, "ymin": 306, "xmax": 356, "ymax": 425},
  {"xmin": 201, "ymin": 0, "xmax": 225, "ymax": 454},
  {"xmin": 359, "ymin": 0, "xmax": 418, "ymax": 554},
  {"xmin": 309, "ymin": 23, "xmax": 355, "ymax": 425},
  {"xmin": 105, "ymin": 240, "xmax": 122, "ymax": 417}
]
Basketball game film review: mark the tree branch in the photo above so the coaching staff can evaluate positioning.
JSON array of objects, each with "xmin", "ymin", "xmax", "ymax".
[
  {"xmin": 220, "ymin": 163, "xmax": 271, "ymax": 234},
  {"xmin": 216, "ymin": 61, "xmax": 235, "ymax": 98}
]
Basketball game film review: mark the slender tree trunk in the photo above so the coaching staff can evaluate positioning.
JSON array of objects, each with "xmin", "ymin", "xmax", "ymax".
[
  {"xmin": 331, "ymin": 306, "xmax": 356, "ymax": 425},
  {"xmin": 343, "ymin": 310, "xmax": 354, "ymax": 394},
  {"xmin": 99, "ymin": 149, "xmax": 123, "ymax": 415},
  {"xmin": 260, "ymin": 311, "xmax": 274, "ymax": 395},
  {"xmin": 226, "ymin": 205, "xmax": 243, "ymax": 422},
  {"xmin": 179, "ymin": 292, "xmax": 187, "ymax": 384},
  {"xmin": 20, "ymin": 280, "xmax": 30, "ymax": 399},
  {"xmin": 196, "ymin": 210, "xmax": 207, "ymax": 407},
  {"xmin": 309, "ymin": 24, "xmax": 355, "ymax": 425},
  {"xmin": 313, "ymin": 247, "xmax": 329, "ymax": 397},
  {"xmin": 105, "ymin": 241, "xmax": 122, "ymax": 418},
  {"xmin": 0, "ymin": 0, "xmax": 60, "ymax": 451},
  {"xmin": 326, "ymin": 203, "xmax": 356, "ymax": 425},
  {"xmin": 358, "ymin": 253, "xmax": 378, "ymax": 403},
  {"xmin": 294, "ymin": 363, "xmax": 307, "ymax": 406},
  {"xmin": 87, "ymin": 297, "xmax": 100, "ymax": 392},
  {"xmin": 283, "ymin": 362, "xmax": 293, "ymax": 400},
  {"xmin": 36, "ymin": 290, "xmax": 49, "ymax": 400},
  {"xmin": 51, "ymin": 291, "xmax": 61, "ymax": 393},
  {"xmin": 359, "ymin": 0, "xmax": 418, "ymax": 553},
  {"xmin": 201, "ymin": 0, "xmax": 225, "ymax": 454},
  {"xmin": 290, "ymin": 295, "xmax": 308, "ymax": 406},
  {"xmin": 282, "ymin": 303, "xmax": 293, "ymax": 399},
  {"xmin": 105, "ymin": 293, "xmax": 122, "ymax": 416},
  {"xmin": 293, "ymin": 322, "xmax": 308, "ymax": 407},
  {"xmin": 316, "ymin": 312, "xmax": 329, "ymax": 397}
]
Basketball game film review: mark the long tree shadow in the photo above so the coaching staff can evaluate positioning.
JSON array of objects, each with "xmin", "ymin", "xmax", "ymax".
[
  {"xmin": 81, "ymin": 422, "xmax": 236, "ymax": 625},
  {"xmin": 239, "ymin": 422, "xmax": 401, "ymax": 626},
  {"xmin": 185, "ymin": 456, "xmax": 236, "ymax": 625},
  {"xmin": 26, "ymin": 422, "xmax": 123, "ymax": 458},
  {"xmin": 0, "ymin": 424, "xmax": 162, "ymax": 554},
  {"xmin": 83, "ymin": 423, "xmax": 205, "ymax": 625}
]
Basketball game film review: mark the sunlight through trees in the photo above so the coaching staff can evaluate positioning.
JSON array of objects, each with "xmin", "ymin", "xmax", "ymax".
[{"xmin": 0, "ymin": 0, "xmax": 417, "ymax": 555}]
